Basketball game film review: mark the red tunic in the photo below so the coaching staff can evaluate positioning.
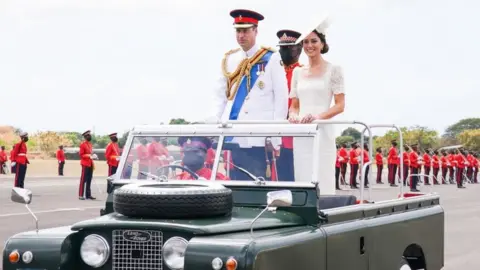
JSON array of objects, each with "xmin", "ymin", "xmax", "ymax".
[
  {"xmin": 105, "ymin": 142, "xmax": 120, "ymax": 167},
  {"xmin": 402, "ymin": 152, "xmax": 410, "ymax": 166},
  {"xmin": 363, "ymin": 150, "xmax": 370, "ymax": 163},
  {"xmin": 176, "ymin": 167, "xmax": 229, "ymax": 180},
  {"xmin": 0, "ymin": 150, "xmax": 7, "ymax": 163},
  {"xmin": 447, "ymin": 154, "xmax": 455, "ymax": 167},
  {"xmin": 56, "ymin": 149, "xmax": 65, "ymax": 162},
  {"xmin": 409, "ymin": 151, "xmax": 419, "ymax": 168},
  {"xmin": 455, "ymin": 154, "xmax": 466, "ymax": 169},
  {"xmin": 136, "ymin": 144, "xmax": 150, "ymax": 167},
  {"xmin": 79, "ymin": 141, "xmax": 93, "ymax": 167},
  {"xmin": 375, "ymin": 153, "xmax": 383, "ymax": 165},
  {"xmin": 423, "ymin": 154, "xmax": 431, "ymax": 167},
  {"xmin": 441, "ymin": 156, "xmax": 448, "ymax": 168},
  {"xmin": 12, "ymin": 141, "xmax": 28, "ymax": 165},
  {"xmin": 147, "ymin": 141, "xmax": 169, "ymax": 168},
  {"xmin": 349, "ymin": 149, "xmax": 359, "ymax": 164},
  {"xmin": 338, "ymin": 147, "xmax": 348, "ymax": 164},
  {"xmin": 282, "ymin": 62, "xmax": 302, "ymax": 150},
  {"xmin": 206, "ymin": 148, "xmax": 216, "ymax": 167},
  {"xmin": 388, "ymin": 147, "xmax": 398, "ymax": 165},
  {"xmin": 432, "ymin": 155, "xmax": 440, "ymax": 168}
]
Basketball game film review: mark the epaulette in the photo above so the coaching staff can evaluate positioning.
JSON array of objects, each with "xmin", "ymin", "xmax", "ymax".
[{"xmin": 261, "ymin": 46, "xmax": 277, "ymax": 53}]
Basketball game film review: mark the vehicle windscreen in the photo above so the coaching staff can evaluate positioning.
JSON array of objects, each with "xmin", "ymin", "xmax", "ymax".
[{"xmin": 119, "ymin": 134, "xmax": 315, "ymax": 182}]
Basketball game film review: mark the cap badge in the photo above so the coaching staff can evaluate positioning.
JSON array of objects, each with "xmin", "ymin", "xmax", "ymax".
[{"xmin": 239, "ymin": 15, "xmax": 242, "ymax": 21}]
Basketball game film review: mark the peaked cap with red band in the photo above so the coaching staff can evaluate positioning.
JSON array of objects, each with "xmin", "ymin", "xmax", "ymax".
[
  {"xmin": 108, "ymin": 132, "xmax": 117, "ymax": 138},
  {"xmin": 276, "ymin": 29, "xmax": 302, "ymax": 46},
  {"xmin": 230, "ymin": 9, "xmax": 264, "ymax": 28}
]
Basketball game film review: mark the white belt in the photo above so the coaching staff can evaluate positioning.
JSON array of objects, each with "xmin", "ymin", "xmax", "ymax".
[{"xmin": 18, "ymin": 153, "xmax": 26, "ymax": 156}]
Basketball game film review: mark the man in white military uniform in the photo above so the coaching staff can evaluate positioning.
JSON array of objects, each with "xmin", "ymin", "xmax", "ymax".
[{"xmin": 212, "ymin": 9, "xmax": 289, "ymax": 180}]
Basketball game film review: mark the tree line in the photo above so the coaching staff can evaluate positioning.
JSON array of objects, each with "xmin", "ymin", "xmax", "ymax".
[{"xmin": 0, "ymin": 117, "xmax": 478, "ymax": 158}]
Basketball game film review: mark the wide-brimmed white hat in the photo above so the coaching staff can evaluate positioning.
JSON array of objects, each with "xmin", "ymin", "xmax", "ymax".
[{"xmin": 295, "ymin": 13, "xmax": 331, "ymax": 45}]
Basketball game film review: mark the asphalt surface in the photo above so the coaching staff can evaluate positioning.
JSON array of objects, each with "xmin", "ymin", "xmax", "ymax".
[{"xmin": 0, "ymin": 176, "xmax": 479, "ymax": 269}]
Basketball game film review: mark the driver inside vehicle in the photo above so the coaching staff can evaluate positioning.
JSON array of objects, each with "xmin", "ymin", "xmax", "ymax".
[{"xmin": 176, "ymin": 136, "xmax": 229, "ymax": 180}]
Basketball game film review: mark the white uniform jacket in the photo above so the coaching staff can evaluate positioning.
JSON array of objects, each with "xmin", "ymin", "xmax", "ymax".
[{"xmin": 212, "ymin": 44, "xmax": 289, "ymax": 148}]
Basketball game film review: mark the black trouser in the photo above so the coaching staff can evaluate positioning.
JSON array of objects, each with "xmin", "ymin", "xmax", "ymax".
[
  {"xmin": 108, "ymin": 165, "xmax": 118, "ymax": 176},
  {"xmin": 432, "ymin": 167, "xmax": 439, "ymax": 184},
  {"xmin": 231, "ymin": 147, "xmax": 269, "ymax": 180},
  {"xmin": 79, "ymin": 165, "xmax": 93, "ymax": 198},
  {"xmin": 11, "ymin": 163, "xmax": 16, "ymax": 174},
  {"xmin": 276, "ymin": 148, "xmax": 295, "ymax": 182},
  {"xmin": 466, "ymin": 167, "xmax": 473, "ymax": 180},
  {"xmin": 388, "ymin": 164, "xmax": 397, "ymax": 184},
  {"xmin": 376, "ymin": 164, "xmax": 383, "ymax": 183},
  {"xmin": 448, "ymin": 167, "xmax": 454, "ymax": 182},
  {"xmin": 14, "ymin": 163, "xmax": 27, "ymax": 188},
  {"xmin": 335, "ymin": 166, "xmax": 340, "ymax": 189},
  {"xmin": 350, "ymin": 164, "xmax": 359, "ymax": 188},
  {"xmin": 441, "ymin": 167, "xmax": 448, "ymax": 183},
  {"xmin": 401, "ymin": 164, "xmax": 409, "ymax": 185},
  {"xmin": 364, "ymin": 165, "xmax": 370, "ymax": 186},
  {"xmin": 456, "ymin": 167, "xmax": 464, "ymax": 187},
  {"xmin": 58, "ymin": 161, "xmax": 65, "ymax": 176},
  {"xmin": 340, "ymin": 163, "xmax": 347, "ymax": 184},
  {"xmin": 410, "ymin": 167, "xmax": 419, "ymax": 190},
  {"xmin": 424, "ymin": 166, "xmax": 431, "ymax": 184}
]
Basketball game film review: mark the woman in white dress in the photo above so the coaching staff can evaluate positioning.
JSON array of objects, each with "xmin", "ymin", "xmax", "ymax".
[{"xmin": 288, "ymin": 17, "xmax": 346, "ymax": 195}]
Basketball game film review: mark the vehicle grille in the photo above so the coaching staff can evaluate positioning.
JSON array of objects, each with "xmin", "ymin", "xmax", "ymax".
[{"xmin": 112, "ymin": 229, "xmax": 163, "ymax": 270}]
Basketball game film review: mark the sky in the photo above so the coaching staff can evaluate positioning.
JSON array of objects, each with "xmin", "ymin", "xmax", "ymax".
[{"xmin": 0, "ymin": 0, "xmax": 478, "ymax": 136}]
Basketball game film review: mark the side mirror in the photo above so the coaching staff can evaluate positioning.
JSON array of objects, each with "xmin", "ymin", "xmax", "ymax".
[
  {"xmin": 11, "ymin": 187, "xmax": 39, "ymax": 232},
  {"xmin": 250, "ymin": 189, "xmax": 293, "ymax": 239},
  {"xmin": 266, "ymin": 190, "xmax": 293, "ymax": 207},
  {"xmin": 11, "ymin": 187, "xmax": 32, "ymax": 205}
]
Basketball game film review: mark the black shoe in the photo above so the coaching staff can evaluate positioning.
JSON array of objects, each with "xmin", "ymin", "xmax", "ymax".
[
  {"xmin": 87, "ymin": 196, "xmax": 96, "ymax": 200},
  {"xmin": 79, "ymin": 197, "xmax": 85, "ymax": 200}
]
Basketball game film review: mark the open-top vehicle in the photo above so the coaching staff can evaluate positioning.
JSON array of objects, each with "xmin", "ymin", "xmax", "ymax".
[{"xmin": 2, "ymin": 120, "xmax": 444, "ymax": 270}]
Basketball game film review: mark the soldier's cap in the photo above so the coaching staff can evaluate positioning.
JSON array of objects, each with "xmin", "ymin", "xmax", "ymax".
[
  {"xmin": 411, "ymin": 144, "xmax": 418, "ymax": 147},
  {"xmin": 295, "ymin": 13, "xmax": 331, "ymax": 45},
  {"xmin": 276, "ymin": 29, "xmax": 302, "ymax": 46},
  {"xmin": 108, "ymin": 133, "xmax": 117, "ymax": 138},
  {"xmin": 351, "ymin": 142, "xmax": 358, "ymax": 147},
  {"xmin": 178, "ymin": 137, "xmax": 212, "ymax": 151},
  {"xmin": 391, "ymin": 140, "xmax": 397, "ymax": 144},
  {"xmin": 82, "ymin": 130, "xmax": 91, "ymax": 137},
  {"xmin": 19, "ymin": 132, "xmax": 28, "ymax": 138},
  {"xmin": 230, "ymin": 9, "xmax": 264, "ymax": 29}
]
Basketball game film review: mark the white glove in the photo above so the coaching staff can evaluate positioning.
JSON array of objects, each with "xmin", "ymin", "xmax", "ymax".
[
  {"xmin": 91, "ymin": 154, "xmax": 98, "ymax": 160},
  {"xmin": 168, "ymin": 156, "xmax": 175, "ymax": 161},
  {"xmin": 465, "ymin": 162, "xmax": 470, "ymax": 165},
  {"xmin": 11, "ymin": 162, "xmax": 16, "ymax": 167},
  {"xmin": 339, "ymin": 157, "xmax": 344, "ymax": 162},
  {"xmin": 58, "ymin": 160, "xmax": 61, "ymax": 164},
  {"xmin": 115, "ymin": 156, "xmax": 121, "ymax": 161},
  {"xmin": 158, "ymin": 155, "xmax": 167, "ymax": 161}
]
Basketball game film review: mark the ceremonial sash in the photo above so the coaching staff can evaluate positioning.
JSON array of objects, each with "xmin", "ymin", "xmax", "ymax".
[
  {"xmin": 224, "ymin": 49, "xmax": 273, "ymax": 143},
  {"xmin": 228, "ymin": 50, "xmax": 274, "ymax": 120}
]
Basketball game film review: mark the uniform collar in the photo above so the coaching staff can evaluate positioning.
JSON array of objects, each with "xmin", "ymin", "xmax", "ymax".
[
  {"xmin": 284, "ymin": 62, "xmax": 301, "ymax": 71},
  {"xmin": 243, "ymin": 44, "xmax": 259, "ymax": 58}
]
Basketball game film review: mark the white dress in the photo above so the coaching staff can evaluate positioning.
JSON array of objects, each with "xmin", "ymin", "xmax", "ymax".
[{"xmin": 289, "ymin": 63, "xmax": 345, "ymax": 195}]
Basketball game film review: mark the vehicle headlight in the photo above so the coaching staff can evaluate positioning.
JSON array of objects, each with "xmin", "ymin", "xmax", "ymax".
[
  {"xmin": 80, "ymin": 234, "xmax": 110, "ymax": 268},
  {"xmin": 162, "ymin": 236, "xmax": 188, "ymax": 270}
]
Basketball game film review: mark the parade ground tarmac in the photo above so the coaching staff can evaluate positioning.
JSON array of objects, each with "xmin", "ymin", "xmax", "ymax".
[{"xmin": 0, "ymin": 176, "xmax": 479, "ymax": 269}]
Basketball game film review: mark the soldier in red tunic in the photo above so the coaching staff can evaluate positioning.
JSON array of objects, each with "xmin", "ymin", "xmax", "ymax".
[
  {"xmin": 387, "ymin": 140, "xmax": 399, "ymax": 187},
  {"xmin": 375, "ymin": 147, "xmax": 384, "ymax": 184},
  {"xmin": 56, "ymin": 145, "xmax": 66, "ymax": 176},
  {"xmin": 0, "ymin": 146, "xmax": 7, "ymax": 174},
  {"xmin": 78, "ymin": 130, "xmax": 97, "ymax": 200},
  {"xmin": 440, "ymin": 150, "xmax": 449, "ymax": 184},
  {"xmin": 455, "ymin": 149, "xmax": 467, "ymax": 188},
  {"xmin": 105, "ymin": 133, "xmax": 121, "ymax": 176},
  {"xmin": 422, "ymin": 149, "xmax": 432, "ymax": 185},
  {"xmin": 275, "ymin": 29, "xmax": 303, "ymax": 182},
  {"xmin": 409, "ymin": 144, "xmax": 421, "ymax": 192},
  {"xmin": 349, "ymin": 142, "xmax": 359, "ymax": 189},
  {"xmin": 12, "ymin": 132, "xmax": 29, "ymax": 188},
  {"xmin": 431, "ymin": 150, "xmax": 440, "ymax": 185},
  {"xmin": 338, "ymin": 143, "xmax": 349, "ymax": 185},
  {"xmin": 176, "ymin": 137, "xmax": 228, "ymax": 180}
]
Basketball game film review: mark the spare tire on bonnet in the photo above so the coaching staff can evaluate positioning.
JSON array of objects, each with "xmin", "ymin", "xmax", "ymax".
[{"xmin": 113, "ymin": 182, "xmax": 233, "ymax": 219}]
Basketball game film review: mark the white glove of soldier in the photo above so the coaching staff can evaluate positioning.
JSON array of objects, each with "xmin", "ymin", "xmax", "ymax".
[
  {"xmin": 91, "ymin": 154, "xmax": 98, "ymax": 160},
  {"xmin": 11, "ymin": 162, "xmax": 16, "ymax": 167},
  {"xmin": 115, "ymin": 156, "xmax": 121, "ymax": 161},
  {"xmin": 158, "ymin": 155, "xmax": 167, "ymax": 161}
]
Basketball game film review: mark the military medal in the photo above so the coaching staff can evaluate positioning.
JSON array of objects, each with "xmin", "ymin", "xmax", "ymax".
[{"xmin": 258, "ymin": 80, "xmax": 265, "ymax": 89}]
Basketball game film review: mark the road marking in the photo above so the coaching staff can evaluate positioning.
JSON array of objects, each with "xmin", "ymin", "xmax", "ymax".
[{"xmin": 0, "ymin": 206, "xmax": 103, "ymax": 217}]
